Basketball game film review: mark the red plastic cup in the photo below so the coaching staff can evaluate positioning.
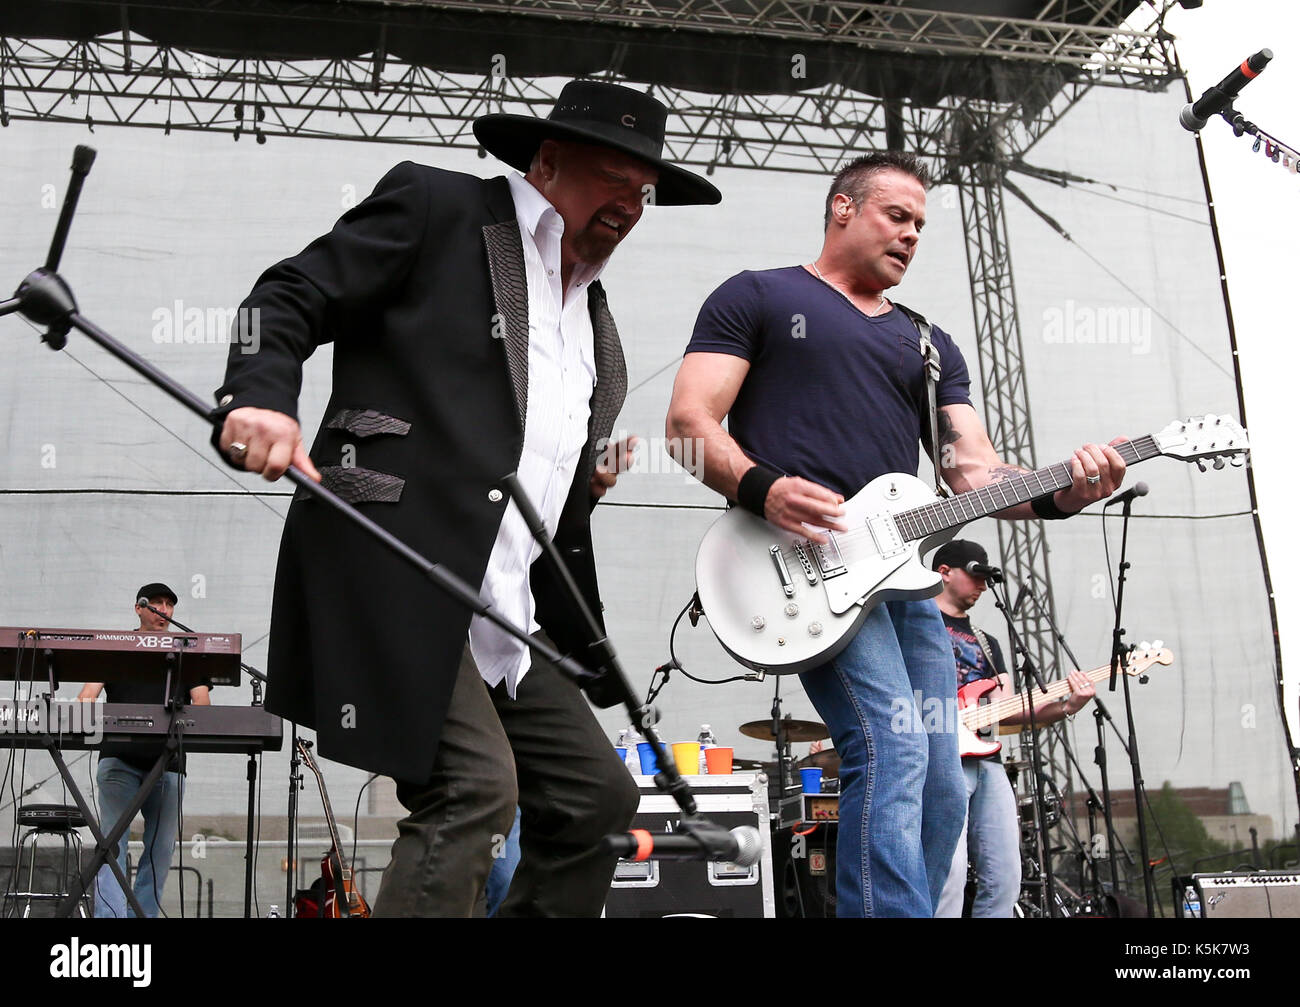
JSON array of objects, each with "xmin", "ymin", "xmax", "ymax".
[{"xmin": 704, "ymin": 746, "xmax": 734, "ymax": 774}]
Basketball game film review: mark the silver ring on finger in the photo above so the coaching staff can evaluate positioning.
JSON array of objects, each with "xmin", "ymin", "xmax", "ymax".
[
  {"xmin": 1085, "ymin": 474, "xmax": 1100, "ymax": 485},
  {"xmin": 228, "ymin": 441, "xmax": 249, "ymax": 463}
]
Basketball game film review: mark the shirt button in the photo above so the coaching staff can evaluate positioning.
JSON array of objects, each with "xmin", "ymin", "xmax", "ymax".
[
  {"xmin": 218, "ymin": 394, "xmax": 233, "ymax": 407},
  {"xmin": 488, "ymin": 488, "xmax": 503, "ymax": 503}
]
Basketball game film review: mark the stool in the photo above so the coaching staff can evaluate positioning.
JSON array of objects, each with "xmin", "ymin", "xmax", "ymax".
[{"xmin": 4, "ymin": 804, "xmax": 90, "ymax": 918}]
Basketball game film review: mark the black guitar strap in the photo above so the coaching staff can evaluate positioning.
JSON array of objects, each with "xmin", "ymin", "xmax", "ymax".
[
  {"xmin": 969, "ymin": 623, "xmax": 1001, "ymax": 741},
  {"xmin": 892, "ymin": 301, "xmax": 947, "ymax": 498}
]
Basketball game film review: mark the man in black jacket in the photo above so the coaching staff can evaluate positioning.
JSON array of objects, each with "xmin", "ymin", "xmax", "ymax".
[{"xmin": 213, "ymin": 80, "xmax": 720, "ymax": 916}]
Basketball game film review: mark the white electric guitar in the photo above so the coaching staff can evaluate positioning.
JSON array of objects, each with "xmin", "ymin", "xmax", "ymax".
[{"xmin": 694, "ymin": 415, "xmax": 1247, "ymax": 675}]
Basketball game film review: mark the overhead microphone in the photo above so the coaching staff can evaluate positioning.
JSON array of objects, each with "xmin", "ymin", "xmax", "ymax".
[
  {"xmin": 1103, "ymin": 481, "xmax": 1149, "ymax": 508},
  {"xmin": 1180, "ymin": 49, "xmax": 1273, "ymax": 131}
]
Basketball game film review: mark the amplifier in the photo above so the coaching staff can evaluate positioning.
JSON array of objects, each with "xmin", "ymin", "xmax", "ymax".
[
  {"xmin": 605, "ymin": 774, "xmax": 775, "ymax": 919},
  {"xmin": 770, "ymin": 821, "xmax": 838, "ymax": 918},
  {"xmin": 1192, "ymin": 871, "xmax": 1300, "ymax": 918}
]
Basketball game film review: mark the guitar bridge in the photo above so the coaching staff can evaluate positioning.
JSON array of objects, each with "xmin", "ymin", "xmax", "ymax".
[{"xmin": 792, "ymin": 541, "xmax": 818, "ymax": 585}]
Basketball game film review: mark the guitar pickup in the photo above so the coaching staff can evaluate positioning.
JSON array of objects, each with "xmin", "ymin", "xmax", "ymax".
[
  {"xmin": 769, "ymin": 545, "xmax": 795, "ymax": 598},
  {"xmin": 866, "ymin": 514, "xmax": 905, "ymax": 557},
  {"xmin": 812, "ymin": 534, "xmax": 847, "ymax": 579}
]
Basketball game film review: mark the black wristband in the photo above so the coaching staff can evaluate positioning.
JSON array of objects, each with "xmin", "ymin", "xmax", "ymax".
[
  {"xmin": 1031, "ymin": 492, "xmax": 1075, "ymax": 520},
  {"xmin": 737, "ymin": 465, "xmax": 782, "ymax": 518}
]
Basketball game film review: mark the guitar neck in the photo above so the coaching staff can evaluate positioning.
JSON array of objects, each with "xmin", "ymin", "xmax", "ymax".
[
  {"xmin": 964, "ymin": 660, "xmax": 1128, "ymax": 730},
  {"xmin": 298, "ymin": 743, "xmax": 347, "ymax": 866},
  {"xmin": 896, "ymin": 435, "xmax": 1160, "ymax": 542}
]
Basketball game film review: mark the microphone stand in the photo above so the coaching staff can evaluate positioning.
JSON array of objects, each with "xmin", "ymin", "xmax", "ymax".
[
  {"xmin": 986, "ymin": 575, "xmax": 1060, "ymax": 917},
  {"xmin": 501, "ymin": 474, "xmax": 749, "ymax": 861},
  {"xmin": 1026, "ymin": 590, "xmax": 1139, "ymax": 914},
  {"xmin": 141, "ymin": 602, "xmax": 268, "ymax": 917},
  {"xmin": 1106, "ymin": 494, "xmax": 1156, "ymax": 916},
  {"xmin": 1213, "ymin": 104, "xmax": 1300, "ymax": 179}
]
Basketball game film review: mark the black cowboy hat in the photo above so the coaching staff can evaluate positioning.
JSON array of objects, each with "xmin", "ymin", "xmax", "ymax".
[{"xmin": 473, "ymin": 80, "xmax": 720, "ymax": 206}]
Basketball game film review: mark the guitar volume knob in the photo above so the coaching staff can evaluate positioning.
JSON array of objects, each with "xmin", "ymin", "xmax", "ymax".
[
  {"xmin": 808, "ymin": 622, "xmax": 823, "ymax": 637},
  {"xmin": 751, "ymin": 616, "xmax": 766, "ymax": 632},
  {"xmin": 785, "ymin": 603, "xmax": 799, "ymax": 618}
]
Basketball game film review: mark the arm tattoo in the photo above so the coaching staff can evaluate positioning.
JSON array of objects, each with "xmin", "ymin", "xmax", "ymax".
[
  {"xmin": 937, "ymin": 409, "xmax": 960, "ymax": 446},
  {"xmin": 988, "ymin": 463, "xmax": 1027, "ymax": 482}
]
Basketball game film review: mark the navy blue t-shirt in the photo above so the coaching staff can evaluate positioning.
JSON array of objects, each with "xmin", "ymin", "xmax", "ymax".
[{"xmin": 686, "ymin": 266, "xmax": 972, "ymax": 498}]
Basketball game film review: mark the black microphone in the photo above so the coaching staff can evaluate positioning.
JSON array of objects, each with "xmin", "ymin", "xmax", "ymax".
[
  {"xmin": 965, "ymin": 561, "xmax": 1003, "ymax": 584},
  {"xmin": 603, "ymin": 824, "xmax": 763, "ymax": 866},
  {"xmin": 1180, "ymin": 49, "xmax": 1272, "ymax": 131},
  {"xmin": 1102, "ymin": 481, "xmax": 1149, "ymax": 508}
]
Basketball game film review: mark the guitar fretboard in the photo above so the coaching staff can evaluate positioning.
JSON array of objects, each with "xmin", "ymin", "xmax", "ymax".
[{"xmin": 894, "ymin": 434, "xmax": 1160, "ymax": 542}]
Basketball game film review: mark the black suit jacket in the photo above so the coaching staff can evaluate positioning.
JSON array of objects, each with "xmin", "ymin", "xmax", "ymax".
[{"xmin": 215, "ymin": 163, "xmax": 627, "ymax": 781}]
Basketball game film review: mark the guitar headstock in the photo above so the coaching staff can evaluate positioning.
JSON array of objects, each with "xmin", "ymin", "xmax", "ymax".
[
  {"xmin": 1127, "ymin": 642, "xmax": 1175, "ymax": 675},
  {"xmin": 1153, "ymin": 414, "xmax": 1249, "ymax": 471}
]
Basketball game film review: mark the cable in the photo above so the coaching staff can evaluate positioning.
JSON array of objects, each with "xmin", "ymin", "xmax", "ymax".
[
  {"xmin": 645, "ymin": 597, "xmax": 752, "ymax": 707},
  {"xmin": 352, "ymin": 773, "xmax": 379, "ymax": 870},
  {"xmin": 253, "ymin": 749, "xmax": 263, "ymax": 918}
]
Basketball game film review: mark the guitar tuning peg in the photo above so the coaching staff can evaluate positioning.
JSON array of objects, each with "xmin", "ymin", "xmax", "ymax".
[
  {"xmin": 1196, "ymin": 460, "xmax": 1207, "ymax": 472},
  {"xmin": 1138, "ymin": 640, "xmax": 1150, "ymax": 650},
  {"xmin": 1214, "ymin": 457, "xmax": 1226, "ymax": 470},
  {"xmin": 1152, "ymin": 639, "xmax": 1163, "ymax": 650},
  {"xmin": 1231, "ymin": 455, "xmax": 1246, "ymax": 467},
  {"xmin": 1139, "ymin": 675, "xmax": 1149, "ymax": 684}
]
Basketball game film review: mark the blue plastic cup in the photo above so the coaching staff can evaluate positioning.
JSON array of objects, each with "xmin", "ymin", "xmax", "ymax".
[
  {"xmin": 637, "ymin": 741, "xmax": 660, "ymax": 775},
  {"xmin": 800, "ymin": 768, "xmax": 823, "ymax": 794}
]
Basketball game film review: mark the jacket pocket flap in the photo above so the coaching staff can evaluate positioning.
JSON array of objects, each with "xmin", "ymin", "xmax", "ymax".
[
  {"xmin": 325, "ymin": 408, "xmax": 412, "ymax": 439},
  {"xmin": 298, "ymin": 465, "xmax": 405, "ymax": 504}
]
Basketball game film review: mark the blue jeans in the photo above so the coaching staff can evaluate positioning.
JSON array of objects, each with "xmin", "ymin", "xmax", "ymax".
[
  {"xmin": 799, "ymin": 599, "xmax": 965, "ymax": 917},
  {"xmin": 485, "ymin": 807, "xmax": 522, "ymax": 917},
  {"xmin": 936, "ymin": 758, "xmax": 1022, "ymax": 918},
  {"xmin": 93, "ymin": 758, "xmax": 183, "ymax": 919}
]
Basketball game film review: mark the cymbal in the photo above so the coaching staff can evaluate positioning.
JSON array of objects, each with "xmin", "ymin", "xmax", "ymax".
[
  {"xmin": 795, "ymin": 749, "xmax": 842, "ymax": 777},
  {"xmin": 738, "ymin": 718, "xmax": 830, "ymax": 743}
]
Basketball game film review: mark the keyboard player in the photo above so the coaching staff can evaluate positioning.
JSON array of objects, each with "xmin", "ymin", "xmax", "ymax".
[{"xmin": 76, "ymin": 583, "xmax": 210, "ymax": 919}]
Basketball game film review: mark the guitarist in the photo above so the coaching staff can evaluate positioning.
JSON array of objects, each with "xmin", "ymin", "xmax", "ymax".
[
  {"xmin": 930, "ymin": 540, "xmax": 1094, "ymax": 917},
  {"xmin": 665, "ymin": 151, "xmax": 1126, "ymax": 916}
]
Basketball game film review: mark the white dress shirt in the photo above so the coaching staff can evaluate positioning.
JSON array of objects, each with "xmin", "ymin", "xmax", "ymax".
[{"xmin": 467, "ymin": 172, "xmax": 604, "ymax": 694}]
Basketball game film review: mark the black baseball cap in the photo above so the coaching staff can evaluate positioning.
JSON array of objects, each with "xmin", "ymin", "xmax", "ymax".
[
  {"xmin": 930, "ymin": 540, "xmax": 988, "ymax": 573},
  {"xmin": 136, "ymin": 582, "xmax": 178, "ymax": 605}
]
